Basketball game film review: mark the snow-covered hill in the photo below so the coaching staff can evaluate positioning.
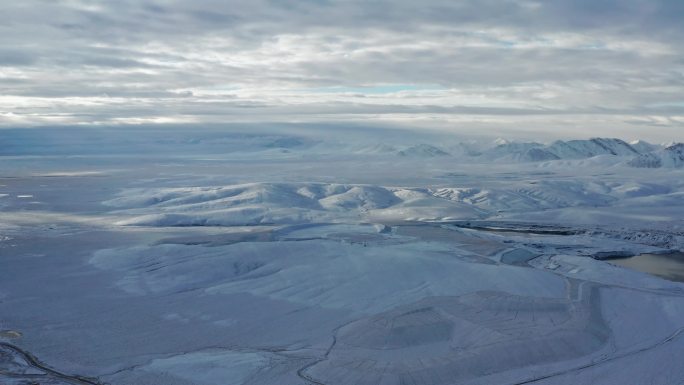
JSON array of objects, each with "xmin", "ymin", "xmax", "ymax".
[
  {"xmin": 105, "ymin": 183, "xmax": 484, "ymax": 226},
  {"xmin": 105, "ymin": 177, "xmax": 684, "ymax": 232}
]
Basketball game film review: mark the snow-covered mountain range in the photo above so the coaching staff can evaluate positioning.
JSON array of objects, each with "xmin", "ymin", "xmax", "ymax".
[
  {"xmin": 628, "ymin": 143, "xmax": 684, "ymax": 168},
  {"xmin": 480, "ymin": 138, "xmax": 680, "ymax": 166},
  {"xmin": 377, "ymin": 138, "xmax": 682, "ymax": 167},
  {"xmin": 1, "ymin": 127, "xmax": 678, "ymax": 167}
]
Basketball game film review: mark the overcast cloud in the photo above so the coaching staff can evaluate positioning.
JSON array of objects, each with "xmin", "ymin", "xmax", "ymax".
[{"xmin": 1, "ymin": 0, "xmax": 683, "ymax": 140}]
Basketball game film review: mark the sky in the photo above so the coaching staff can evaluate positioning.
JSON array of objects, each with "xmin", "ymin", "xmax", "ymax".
[{"xmin": 1, "ymin": 0, "xmax": 684, "ymax": 141}]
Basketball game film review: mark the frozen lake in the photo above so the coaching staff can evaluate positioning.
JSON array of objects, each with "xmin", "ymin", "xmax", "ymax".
[{"xmin": 609, "ymin": 252, "xmax": 684, "ymax": 283}]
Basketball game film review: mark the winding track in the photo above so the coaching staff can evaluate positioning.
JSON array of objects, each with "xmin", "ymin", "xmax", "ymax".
[
  {"xmin": 509, "ymin": 325, "xmax": 684, "ymax": 385},
  {"xmin": 0, "ymin": 342, "xmax": 103, "ymax": 385}
]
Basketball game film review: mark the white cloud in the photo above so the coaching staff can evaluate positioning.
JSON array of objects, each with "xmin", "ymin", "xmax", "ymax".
[{"xmin": 1, "ymin": 0, "xmax": 683, "ymax": 140}]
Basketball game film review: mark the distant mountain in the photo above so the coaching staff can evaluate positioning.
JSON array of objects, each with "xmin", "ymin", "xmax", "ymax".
[
  {"xmin": 484, "ymin": 142, "xmax": 546, "ymax": 162},
  {"xmin": 524, "ymin": 147, "xmax": 562, "ymax": 161},
  {"xmin": 629, "ymin": 140, "xmax": 660, "ymax": 154},
  {"xmin": 397, "ymin": 144, "xmax": 450, "ymax": 157},
  {"xmin": 355, "ymin": 143, "xmax": 399, "ymax": 154},
  {"xmin": 354, "ymin": 143, "xmax": 450, "ymax": 157},
  {"xmin": 445, "ymin": 142, "xmax": 482, "ymax": 157},
  {"xmin": 628, "ymin": 143, "xmax": 684, "ymax": 168},
  {"xmin": 484, "ymin": 138, "xmax": 642, "ymax": 162},
  {"xmin": 546, "ymin": 138, "xmax": 640, "ymax": 158}
]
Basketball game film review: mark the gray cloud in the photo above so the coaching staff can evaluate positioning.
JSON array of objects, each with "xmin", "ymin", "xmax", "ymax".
[{"xmin": 1, "ymin": 0, "xmax": 683, "ymax": 141}]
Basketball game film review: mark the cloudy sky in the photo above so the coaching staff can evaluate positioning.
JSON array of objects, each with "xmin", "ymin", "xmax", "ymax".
[{"xmin": 2, "ymin": 0, "xmax": 683, "ymax": 140}]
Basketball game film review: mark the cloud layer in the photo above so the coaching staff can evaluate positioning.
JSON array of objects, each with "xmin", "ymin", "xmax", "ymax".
[{"xmin": 2, "ymin": 0, "xmax": 683, "ymax": 140}]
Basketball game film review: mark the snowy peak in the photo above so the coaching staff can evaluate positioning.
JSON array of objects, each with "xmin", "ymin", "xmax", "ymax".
[
  {"xmin": 547, "ymin": 138, "xmax": 640, "ymax": 158},
  {"xmin": 629, "ymin": 142, "xmax": 684, "ymax": 168},
  {"xmin": 629, "ymin": 140, "xmax": 659, "ymax": 154},
  {"xmin": 667, "ymin": 142, "xmax": 684, "ymax": 152},
  {"xmin": 484, "ymin": 138, "xmax": 641, "ymax": 162}
]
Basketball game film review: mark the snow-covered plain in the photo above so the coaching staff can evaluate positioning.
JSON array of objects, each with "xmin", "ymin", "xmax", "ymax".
[{"xmin": 1, "ymin": 126, "xmax": 683, "ymax": 385}]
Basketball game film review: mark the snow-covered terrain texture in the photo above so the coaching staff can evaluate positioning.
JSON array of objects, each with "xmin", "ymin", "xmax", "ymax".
[
  {"xmin": 90, "ymin": 238, "xmax": 565, "ymax": 313},
  {"xmin": 482, "ymin": 137, "xmax": 640, "ymax": 162},
  {"xmin": 629, "ymin": 142, "xmax": 684, "ymax": 168},
  {"xmin": 303, "ymin": 273, "xmax": 609, "ymax": 385},
  {"xmin": 397, "ymin": 144, "xmax": 450, "ymax": 157},
  {"xmin": 352, "ymin": 137, "xmax": 673, "ymax": 165},
  {"xmin": 106, "ymin": 176, "xmax": 684, "ymax": 248},
  {"xmin": 105, "ymin": 183, "xmax": 485, "ymax": 226},
  {"xmin": 1, "ymin": 127, "xmax": 684, "ymax": 385}
]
